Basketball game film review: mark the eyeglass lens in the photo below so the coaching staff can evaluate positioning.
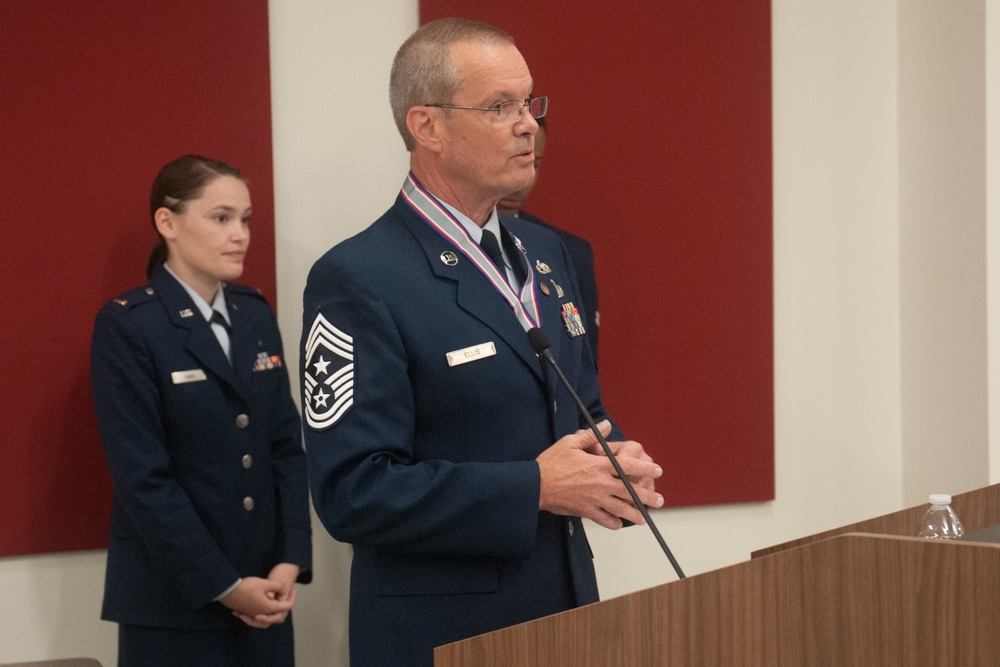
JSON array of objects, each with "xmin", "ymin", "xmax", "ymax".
[
  {"xmin": 527, "ymin": 97, "xmax": 547, "ymax": 119},
  {"xmin": 501, "ymin": 97, "xmax": 547, "ymax": 122}
]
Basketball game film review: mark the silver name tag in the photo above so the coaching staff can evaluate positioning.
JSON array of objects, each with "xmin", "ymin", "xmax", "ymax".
[
  {"xmin": 171, "ymin": 369, "xmax": 208, "ymax": 384},
  {"xmin": 446, "ymin": 342, "xmax": 497, "ymax": 367}
]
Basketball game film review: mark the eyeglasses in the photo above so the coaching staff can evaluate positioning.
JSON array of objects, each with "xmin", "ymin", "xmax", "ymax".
[{"xmin": 424, "ymin": 96, "xmax": 548, "ymax": 124}]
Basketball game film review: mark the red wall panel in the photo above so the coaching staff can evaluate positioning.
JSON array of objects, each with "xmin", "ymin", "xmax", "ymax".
[
  {"xmin": 420, "ymin": 2, "xmax": 774, "ymax": 507},
  {"xmin": 0, "ymin": 1, "xmax": 277, "ymax": 556}
]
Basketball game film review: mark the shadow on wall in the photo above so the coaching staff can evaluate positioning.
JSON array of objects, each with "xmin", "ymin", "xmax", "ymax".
[{"xmin": 294, "ymin": 510, "xmax": 353, "ymax": 666}]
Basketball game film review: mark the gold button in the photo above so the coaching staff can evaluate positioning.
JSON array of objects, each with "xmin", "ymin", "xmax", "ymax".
[
  {"xmin": 235, "ymin": 414, "xmax": 249, "ymax": 428},
  {"xmin": 243, "ymin": 497, "xmax": 254, "ymax": 511},
  {"xmin": 242, "ymin": 454, "xmax": 253, "ymax": 469}
]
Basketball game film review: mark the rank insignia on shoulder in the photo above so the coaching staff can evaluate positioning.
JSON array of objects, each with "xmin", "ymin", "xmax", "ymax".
[
  {"xmin": 561, "ymin": 302, "xmax": 586, "ymax": 337},
  {"xmin": 113, "ymin": 298, "xmax": 128, "ymax": 306}
]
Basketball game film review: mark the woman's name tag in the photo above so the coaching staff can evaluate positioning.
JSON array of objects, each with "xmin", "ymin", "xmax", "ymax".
[{"xmin": 171, "ymin": 369, "xmax": 207, "ymax": 384}]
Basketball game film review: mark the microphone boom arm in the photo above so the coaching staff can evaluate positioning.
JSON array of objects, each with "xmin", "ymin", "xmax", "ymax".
[{"xmin": 529, "ymin": 329, "xmax": 685, "ymax": 580}]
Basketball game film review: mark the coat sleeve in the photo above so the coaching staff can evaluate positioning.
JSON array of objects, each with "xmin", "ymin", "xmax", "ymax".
[
  {"xmin": 90, "ymin": 306, "xmax": 240, "ymax": 608},
  {"xmin": 258, "ymin": 305, "xmax": 313, "ymax": 581},
  {"xmin": 302, "ymin": 255, "xmax": 541, "ymax": 560}
]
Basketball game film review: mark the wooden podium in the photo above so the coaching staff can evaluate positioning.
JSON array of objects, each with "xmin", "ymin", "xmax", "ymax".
[{"xmin": 435, "ymin": 484, "xmax": 1000, "ymax": 666}]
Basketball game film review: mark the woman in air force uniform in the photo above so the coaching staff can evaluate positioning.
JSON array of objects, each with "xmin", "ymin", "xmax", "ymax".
[{"xmin": 90, "ymin": 155, "xmax": 311, "ymax": 666}]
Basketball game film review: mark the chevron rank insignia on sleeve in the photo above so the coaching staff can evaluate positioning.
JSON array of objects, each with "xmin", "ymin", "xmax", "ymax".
[{"xmin": 303, "ymin": 313, "xmax": 354, "ymax": 430}]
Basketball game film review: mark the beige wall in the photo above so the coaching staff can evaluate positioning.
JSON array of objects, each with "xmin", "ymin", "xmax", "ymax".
[
  {"xmin": 2, "ymin": 1, "xmax": 998, "ymax": 664},
  {"xmin": 989, "ymin": 0, "xmax": 1000, "ymax": 483},
  {"xmin": 269, "ymin": 3, "xmax": 416, "ymax": 665},
  {"xmin": 899, "ymin": 0, "xmax": 989, "ymax": 504}
]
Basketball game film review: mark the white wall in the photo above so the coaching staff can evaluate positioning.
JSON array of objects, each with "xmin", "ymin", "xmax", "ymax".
[
  {"xmin": 898, "ymin": 0, "xmax": 989, "ymax": 504},
  {"xmin": 0, "ymin": 550, "xmax": 114, "ymax": 664},
  {"xmin": 268, "ymin": 2, "xmax": 416, "ymax": 665},
  {"xmin": 1, "ymin": 1, "xmax": 996, "ymax": 664},
  {"xmin": 988, "ymin": 0, "xmax": 1000, "ymax": 483}
]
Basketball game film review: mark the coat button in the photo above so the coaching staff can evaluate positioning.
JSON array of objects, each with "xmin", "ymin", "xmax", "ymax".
[
  {"xmin": 242, "ymin": 454, "xmax": 253, "ymax": 469},
  {"xmin": 568, "ymin": 520, "xmax": 575, "ymax": 537},
  {"xmin": 243, "ymin": 496, "xmax": 254, "ymax": 511},
  {"xmin": 236, "ymin": 414, "xmax": 249, "ymax": 428}
]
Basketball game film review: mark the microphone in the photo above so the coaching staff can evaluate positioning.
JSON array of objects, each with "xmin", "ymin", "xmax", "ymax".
[{"xmin": 527, "ymin": 327, "xmax": 686, "ymax": 579}]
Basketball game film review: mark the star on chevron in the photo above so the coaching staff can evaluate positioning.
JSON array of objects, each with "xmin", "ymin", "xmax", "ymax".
[
  {"xmin": 313, "ymin": 355, "xmax": 331, "ymax": 375},
  {"xmin": 313, "ymin": 387, "xmax": 330, "ymax": 408}
]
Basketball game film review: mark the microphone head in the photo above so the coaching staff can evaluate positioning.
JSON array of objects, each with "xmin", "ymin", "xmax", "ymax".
[{"xmin": 526, "ymin": 327, "xmax": 551, "ymax": 355}]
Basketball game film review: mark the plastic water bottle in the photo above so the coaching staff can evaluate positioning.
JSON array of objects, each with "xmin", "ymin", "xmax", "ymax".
[{"xmin": 916, "ymin": 493, "xmax": 965, "ymax": 539}]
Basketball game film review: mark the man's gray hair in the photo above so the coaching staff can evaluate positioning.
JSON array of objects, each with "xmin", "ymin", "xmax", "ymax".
[{"xmin": 390, "ymin": 18, "xmax": 515, "ymax": 152}]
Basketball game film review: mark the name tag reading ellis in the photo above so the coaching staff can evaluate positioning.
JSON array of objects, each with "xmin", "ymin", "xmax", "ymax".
[
  {"xmin": 446, "ymin": 342, "xmax": 497, "ymax": 367},
  {"xmin": 171, "ymin": 369, "xmax": 208, "ymax": 384}
]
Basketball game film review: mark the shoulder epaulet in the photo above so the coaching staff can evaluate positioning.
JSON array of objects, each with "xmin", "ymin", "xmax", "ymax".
[
  {"xmin": 225, "ymin": 282, "xmax": 269, "ymax": 303},
  {"xmin": 105, "ymin": 285, "xmax": 158, "ymax": 311}
]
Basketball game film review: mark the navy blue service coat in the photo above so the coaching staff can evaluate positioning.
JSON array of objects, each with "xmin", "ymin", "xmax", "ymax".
[
  {"xmin": 90, "ymin": 268, "xmax": 311, "ymax": 643},
  {"xmin": 516, "ymin": 210, "xmax": 600, "ymax": 363},
  {"xmin": 302, "ymin": 194, "xmax": 618, "ymax": 667}
]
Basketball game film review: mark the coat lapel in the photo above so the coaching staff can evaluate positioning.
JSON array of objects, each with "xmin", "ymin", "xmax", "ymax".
[
  {"xmin": 394, "ymin": 199, "xmax": 544, "ymax": 381},
  {"xmin": 150, "ymin": 269, "xmax": 247, "ymax": 401},
  {"xmin": 226, "ymin": 292, "xmax": 256, "ymax": 395}
]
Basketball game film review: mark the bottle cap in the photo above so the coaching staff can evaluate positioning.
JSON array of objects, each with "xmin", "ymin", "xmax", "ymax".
[{"xmin": 929, "ymin": 493, "xmax": 952, "ymax": 505}]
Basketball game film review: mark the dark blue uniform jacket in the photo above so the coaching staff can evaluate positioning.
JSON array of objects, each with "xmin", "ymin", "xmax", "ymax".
[
  {"xmin": 91, "ymin": 267, "xmax": 311, "ymax": 632},
  {"xmin": 302, "ymin": 194, "xmax": 617, "ymax": 667}
]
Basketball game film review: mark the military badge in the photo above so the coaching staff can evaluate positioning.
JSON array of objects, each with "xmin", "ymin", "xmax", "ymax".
[{"xmin": 303, "ymin": 312, "xmax": 354, "ymax": 430}]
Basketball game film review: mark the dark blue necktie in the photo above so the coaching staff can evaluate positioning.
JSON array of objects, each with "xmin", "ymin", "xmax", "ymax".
[{"xmin": 480, "ymin": 229, "xmax": 505, "ymax": 270}]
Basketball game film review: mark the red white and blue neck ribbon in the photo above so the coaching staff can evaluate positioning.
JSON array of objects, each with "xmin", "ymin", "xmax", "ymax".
[{"xmin": 402, "ymin": 173, "xmax": 541, "ymax": 332}]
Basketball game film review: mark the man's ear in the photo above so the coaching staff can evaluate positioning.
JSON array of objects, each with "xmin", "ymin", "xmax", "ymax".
[{"xmin": 407, "ymin": 106, "xmax": 445, "ymax": 154}]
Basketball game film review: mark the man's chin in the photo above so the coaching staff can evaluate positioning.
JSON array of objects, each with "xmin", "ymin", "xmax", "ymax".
[{"xmin": 497, "ymin": 198, "xmax": 523, "ymax": 212}]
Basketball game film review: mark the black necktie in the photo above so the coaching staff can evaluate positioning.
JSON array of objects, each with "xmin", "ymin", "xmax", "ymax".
[
  {"xmin": 210, "ymin": 310, "xmax": 233, "ymax": 364},
  {"xmin": 480, "ymin": 229, "xmax": 506, "ymax": 270},
  {"xmin": 210, "ymin": 310, "xmax": 231, "ymax": 333},
  {"xmin": 499, "ymin": 225, "xmax": 527, "ymax": 286}
]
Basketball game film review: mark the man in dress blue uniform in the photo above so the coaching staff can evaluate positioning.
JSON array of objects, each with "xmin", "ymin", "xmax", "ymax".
[{"xmin": 301, "ymin": 18, "xmax": 663, "ymax": 667}]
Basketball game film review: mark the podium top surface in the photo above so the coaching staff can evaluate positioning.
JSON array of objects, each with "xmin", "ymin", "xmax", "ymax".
[
  {"xmin": 961, "ymin": 520, "xmax": 1000, "ymax": 544},
  {"xmin": 753, "ymin": 483, "xmax": 1000, "ymax": 558}
]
